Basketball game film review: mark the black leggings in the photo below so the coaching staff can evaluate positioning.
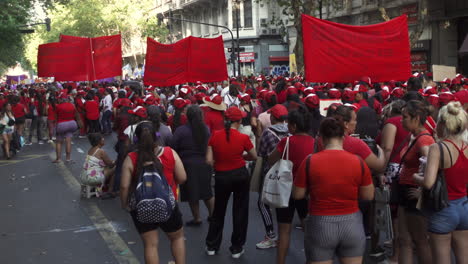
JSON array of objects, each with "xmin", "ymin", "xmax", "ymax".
[{"xmin": 87, "ymin": 119, "xmax": 100, "ymax": 133}]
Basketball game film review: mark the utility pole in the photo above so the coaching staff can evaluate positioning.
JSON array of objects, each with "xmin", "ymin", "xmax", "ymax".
[{"xmin": 234, "ymin": 0, "xmax": 241, "ymax": 77}]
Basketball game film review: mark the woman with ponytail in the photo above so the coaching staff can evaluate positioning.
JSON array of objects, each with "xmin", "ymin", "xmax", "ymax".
[
  {"xmin": 205, "ymin": 106, "xmax": 257, "ymax": 258},
  {"xmin": 120, "ymin": 122, "xmax": 187, "ymax": 264},
  {"xmin": 171, "ymin": 105, "xmax": 213, "ymax": 226}
]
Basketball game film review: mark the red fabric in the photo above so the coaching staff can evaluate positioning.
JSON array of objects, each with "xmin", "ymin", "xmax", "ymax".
[
  {"xmin": 294, "ymin": 150, "xmax": 373, "ymax": 216},
  {"xmin": 443, "ymin": 140, "xmax": 468, "ymax": 200},
  {"xmin": 399, "ymin": 132, "xmax": 434, "ymax": 186},
  {"xmin": 203, "ymin": 108, "xmax": 225, "ymax": 134},
  {"xmin": 11, "ymin": 103, "xmax": 26, "ymax": 118},
  {"xmin": 384, "ymin": 116, "xmax": 410, "ymax": 163},
  {"xmin": 0, "ymin": 99, "xmax": 5, "ymax": 110},
  {"xmin": 37, "ymin": 42, "xmax": 90, "ymax": 81},
  {"xmin": 143, "ymin": 36, "xmax": 228, "ymax": 86},
  {"xmin": 56, "ymin": 102, "xmax": 76, "ymax": 123},
  {"xmin": 128, "ymin": 147, "xmax": 178, "ymax": 200},
  {"xmin": 60, "ymin": 34, "xmax": 122, "ymax": 80},
  {"xmin": 424, "ymin": 116, "xmax": 437, "ymax": 137},
  {"xmin": 277, "ymin": 135, "xmax": 315, "ymax": 178},
  {"xmin": 208, "ymin": 128, "xmax": 254, "ymax": 171},
  {"xmin": 167, "ymin": 114, "xmax": 188, "ymax": 132},
  {"xmin": 84, "ymin": 100, "xmax": 100, "ymax": 120},
  {"xmin": 47, "ymin": 104, "xmax": 56, "ymax": 120},
  {"xmin": 113, "ymin": 98, "xmax": 133, "ymax": 109},
  {"xmin": 317, "ymin": 135, "xmax": 372, "ymax": 160},
  {"xmin": 302, "ymin": 14, "xmax": 411, "ymax": 82}
]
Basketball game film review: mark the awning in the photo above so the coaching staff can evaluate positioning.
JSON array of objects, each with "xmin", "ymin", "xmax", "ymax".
[
  {"xmin": 459, "ymin": 34, "xmax": 468, "ymax": 56},
  {"xmin": 269, "ymin": 56, "xmax": 289, "ymax": 62}
]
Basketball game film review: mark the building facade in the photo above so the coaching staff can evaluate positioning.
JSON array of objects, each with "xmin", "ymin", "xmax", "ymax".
[{"xmin": 155, "ymin": 0, "xmax": 289, "ymax": 76}]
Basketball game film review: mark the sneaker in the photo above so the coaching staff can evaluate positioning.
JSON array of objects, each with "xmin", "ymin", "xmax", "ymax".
[
  {"xmin": 52, "ymin": 137, "xmax": 56, "ymax": 140},
  {"xmin": 79, "ymin": 135, "xmax": 87, "ymax": 139},
  {"xmin": 24, "ymin": 142, "xmax": 32, "ymax": 146},
  {"xmin": 256, "ymin": 236, "xmax": 277, "ymax": 249},
  {"xmin": 38, "ymin": 141, "xmax": 44, "ymax": 145},
  {"xmin": 205, "ymin": 247, "xmax": 216, "ymax": 256},
  {"xmin": 231, "ymin": 248, "xmax": 244, "ymax": 259},
  {"xmin": 48, "ymin": 140, "xmax": 53, "ymax": 143}
]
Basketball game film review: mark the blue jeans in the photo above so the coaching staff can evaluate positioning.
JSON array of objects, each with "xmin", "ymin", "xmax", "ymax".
[
  {"xmin": 101, "ymin": 110, "xmax": 112, "ymax": 134},
  {"xmin": 427, "ymin": 196, "xmax": 468, "ymax": 234}
]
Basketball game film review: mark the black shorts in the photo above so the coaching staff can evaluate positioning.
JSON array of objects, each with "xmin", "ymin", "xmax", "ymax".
[
  {"xmin": 276, "ymin": 197, "xmax": 308, "ymax": 224},
  {"xmin": 130, "ymin": 204, "xmax": 183, "ymax": 234},
  {"xmin": 399, "ymin": 185, "xmax": 421, "ymax": 214},
  {"xmin": 15, "ymin": 116, "xmax": 25, "ymax": 125}
]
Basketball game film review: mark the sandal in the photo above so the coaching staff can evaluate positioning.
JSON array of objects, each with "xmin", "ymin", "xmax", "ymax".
[
  {"xmin": 185, "ymin": 219, "xmax": 202, "ymax": 227},
  {"xmin": 100, "ymin": 192, "xmax": 117, "ymax": 200},
  {"xmin": 52, "ymin": 159, "xmax": 61, "ymax": 163}
]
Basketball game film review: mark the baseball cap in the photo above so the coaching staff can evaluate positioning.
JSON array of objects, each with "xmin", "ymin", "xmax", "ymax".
[
  {"xmin": 128, "ymin": 106, "xmax": 148, "ymax": 118},
  {"xmin": 303, "ymin": 94, "xmax": 320, "ymax": 109},
  {"xmin": 267, "ymin": 104, "xmax": 288, "ymax": 119},
  {"xmin": 173, "ymin": 98, "xmax": 191, "ymax": 109},
  {"xmin": 224, "ymin": 106, "xmax": 247, "ymax": 121},
  {"xmin": 328, "ymin": 88, "xmax": 341, "ymax": 99}
]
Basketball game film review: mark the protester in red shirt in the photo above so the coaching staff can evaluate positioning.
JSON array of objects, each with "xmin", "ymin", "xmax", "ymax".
[
  {"xmin": 46, "ymin": 95, "xmax": 57, "ymax": 142},
  {"xmin": 293, "ymin": 117, "xmax": 374, "ymax": 264},
  {"xmin": 120, "ymin": 121, "xmax": 186, "ymax": 264},
  {"xmin": 268, "ymin": 107, "xmax": 314, "ymax": 264},
  {"xmin": 53, "ymin": 92, "xmax": 79, "ymax": 163},
  {"xmin": 413, "ymin": 101, "xmax": 468, "ymax": 264},
  {"xmin": 85, "ymin": 94, "xmax": 100, "ymax": 133},
  {"xmin": 205, "ymin": 106, "xmax": 257, "ymax": 258},
  {"xmin": 167, "ymin": 98, "xmax": 190, "ymax": 132},
  {"xmin": 202, "ymin": 94, "xmax": 227, "ymax": 134},
  {"xmin": 11, "ymin": 96, "xmax": 28, "ymax": 137},
  {"xmin": 398, "ymin": 100, "xmax": 434, "ymax": 264},
  {"xmin": 75, "ymin": 91, "xmax": 87, "ymax": 138}
]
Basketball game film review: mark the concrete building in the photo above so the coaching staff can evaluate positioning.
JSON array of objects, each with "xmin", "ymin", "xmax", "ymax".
[
  {"xmin": 293, "ymin": 0, "xmax": 468, "ymax": 75},
  {"xmin": 154, "ymin": 0, "xmax": 289, "ymax": 76}
]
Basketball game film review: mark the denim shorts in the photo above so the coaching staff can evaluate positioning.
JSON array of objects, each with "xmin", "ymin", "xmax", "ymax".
[{"xmin": 427, "ymin": 196, "xmax": 468, "ymax": 234}]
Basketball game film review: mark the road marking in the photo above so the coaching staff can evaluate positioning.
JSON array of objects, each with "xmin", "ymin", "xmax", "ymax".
[
  {"xmin": 49, "ymin": 146, "xmax": 140, "ymax": 264},
  {"xmin": 0, "ymin": 154, "xmax": 48, "ymax": 167}
]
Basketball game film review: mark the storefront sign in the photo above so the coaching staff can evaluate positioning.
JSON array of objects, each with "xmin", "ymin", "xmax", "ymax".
[
  {"xmin": 239, "ymin": 52, "xmax": 255, "ymax": 63},
  {"xmin": 401, "ymin": 4, "xmax": 418, "ymax": 26}
]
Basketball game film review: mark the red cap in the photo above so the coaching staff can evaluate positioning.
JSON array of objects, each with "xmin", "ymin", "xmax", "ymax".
[
  {"xmin": 286, "ymin": 86, "xmax": 299, "ymax": 96},
  {"xmin": 427, "ymin": 94, "xmax": 439, "ymax": 108},
  {"xmin": 174, "ymin": 98, "xmax": 191, "ymax": 109},
  {"xmin": 380, "ymin": 89, "xmax": 390, "ymax": 101},
  {"xmin": 194, "ymin": 92, "xmax": 206, "ymax": 102},
  {"xmin": 391, "ymin": 88, "xmax": 404, "ymax": 98},
  {"xmin": 328, "ymin": 88, "xmax": 341, "ymax": 99},
  {"xmin": 303, "ymin": 94, "xmax": 320, "ymax": 109},
  {"xmin": 239, "ymin": 94, "xmax": 251, "ymax": 104},
  {"xmin": 258, "ymin": 89, "xmax": 269, "ymax": 100},
  {"xmin": 442, "ymin": 78, "xmax": 451, "ymax": 84},
  {"xmin": 225, "ymin": 106, "xmax": 247, "ymax": 121},
  {"xmin": 423, "ymin": 86, "xmax": 437, "ymax": 96},
  {"xmin": 360, "ymin": 76, "xmax": 372, "ymax": 86},
  {"xmin": 294, "ymin": 82, "xmax": 304, "ymax": 90},
  {"xmin": 344, "ymin": 103, "xmax": 361, "ymax": 112},
  {"xmin": 353, "ymin": 84, "xmax": 368, "ymax": 93},
  {"xmin": 439, "ymin": 92, "xmax": 455, "ymax": 106},
  {"xmin": 128, "ymin": 106, "xmax": 147, "ymax": 118},
  {"xmin": 179, "ymin": 86, "xmax": 191, "ymax": 97},
  {"xmin": 268, "ymin": 104, "xmax": 289, "ymax": 119},
  {"xmin": 342, "ymin": 88, "xmax": 355, "ymax": 102},
  {"xmin": 454, "ymin": 90, "xmax": 468, "ymax": 105},
  {"xmin": 303, "ymin": 87, "xmax": 315, "ymax": 96}
]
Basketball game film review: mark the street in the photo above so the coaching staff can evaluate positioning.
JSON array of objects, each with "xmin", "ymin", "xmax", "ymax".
[{"xmin": 0, "ymin": 134, "xmax": 310, "ymax": 264}]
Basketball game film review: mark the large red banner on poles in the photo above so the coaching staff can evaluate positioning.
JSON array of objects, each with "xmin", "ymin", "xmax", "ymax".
[
  {"xmin": 37, "ymin": 42, "xmax": 90, "ymax": 81},
  {"xmin": 144, "ymin": 36, "xmax": 228, "ymax": 86},
  {"xmin": 302, "ymin": 14, "xmax": 411, "ymax": 83},
  {"xmin": 38, "ymin": 34, "xmax": 122, "ymax": 81}
]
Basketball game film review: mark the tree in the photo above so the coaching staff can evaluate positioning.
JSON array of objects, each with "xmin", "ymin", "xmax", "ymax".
[{"xmin": 24, "ymin": 0, "xmax": 169, "ymax": 70}]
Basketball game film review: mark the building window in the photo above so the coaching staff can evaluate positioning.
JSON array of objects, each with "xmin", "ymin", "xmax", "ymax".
[
  {"xmin": 269, "ymin": 44, "xmax": 288, "ymax": 52},
  {"xmin": 244, "ymin": 0, "xmax": 253, "ymax": 28}
]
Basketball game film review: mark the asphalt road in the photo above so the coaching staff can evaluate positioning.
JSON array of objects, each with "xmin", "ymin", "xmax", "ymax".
[{"xmin": 0, "ymin": 133, "xmax": 395, "ymax": 264}]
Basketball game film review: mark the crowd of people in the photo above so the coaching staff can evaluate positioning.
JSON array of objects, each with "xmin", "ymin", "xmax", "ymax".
[{"xmin": 0, "ymin": 72, "xmax": 467, "ymax": 264}]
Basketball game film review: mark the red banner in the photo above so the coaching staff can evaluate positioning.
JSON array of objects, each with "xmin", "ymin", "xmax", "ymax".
[
  {"xmin": 144, "ymin": 36, "xmax": 228, "ymax": 86},
  {"xmin": 60, "ymin": 34, "xmax": 122, "ymax": 80},
  {"xmin": 302, "ymin": 14, "xmax": 411, "ymax": 83},
  {"xmin": 37, "ymin": 42, "xmax": 90, "ymax": 81}
]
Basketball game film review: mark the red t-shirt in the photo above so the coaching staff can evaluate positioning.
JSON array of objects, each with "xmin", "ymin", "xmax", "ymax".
[
  {"xmin": 208, "ymin": 128, "xmax": 254, "ymax": 171},
  {"xmin": 128, "ymin": 147, "xmax": 178, "ymax": 200},
  {"xmin": 294, "ymin": 150, "xmax": 373, "ymax": 215},
  {"xmin": 0, "ymin": 99, "xmax": 6, "ymax": 110},
  {"xmin": 11, "ymin": 103, "xmax": 27, "ymax": 118},
  {"xmin": 399, "ymin": 131, "xmax": 434, "ymax": 186},
  {"xmin": 56, "ymin": 102, "xmax": 76, "ymax": 123},
  {"xmin": 167, "ymin": 114, "xmax": 187, "ymax": 131},
  {"xmin": 277, "ymin": 135, "xmax": 315, "ymax": 178},
  {"xmin": 204, "ymin": 108, "xmax": 224, "ymax": 134},
  {"xmin": 47, "ymin": 104, "xmax": 56, "ymax": 121},
  {"xmin": 424, "ymin": 116, "xmax": 437, "ymax": 137},
  {"xmin": 384, "ymin": 116, "xmax": 410, "ymax": 163},
  {"xmin": 317, "ymin": 135, "xmax": 372, "ymax": 160},
  {"xmin": 85, "ymin": 100, "xmax": 100, "ymax": 120}
]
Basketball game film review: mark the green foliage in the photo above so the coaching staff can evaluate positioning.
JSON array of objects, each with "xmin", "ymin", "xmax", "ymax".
[{"xmin": 22, "ymin": 0, "xmax": 169, "ymax": 72}]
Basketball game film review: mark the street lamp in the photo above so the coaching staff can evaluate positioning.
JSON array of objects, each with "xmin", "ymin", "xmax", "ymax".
[{"xmin": 233, "ymin": 0, "xmax": 241, "ymax": 77}]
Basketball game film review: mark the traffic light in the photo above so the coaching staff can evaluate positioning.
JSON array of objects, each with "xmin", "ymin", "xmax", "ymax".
[
  {"xmin": 227, "ymin": 47, "xmax": 245, "ymax": 52},
  {"xmin": 45, "ymin": 18, "xmax": 51, "ymax": 31}
]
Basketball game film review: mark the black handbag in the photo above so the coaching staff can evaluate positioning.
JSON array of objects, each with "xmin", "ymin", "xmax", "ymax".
[
  {"xmin": 7, "ymin": 118, "xmax": 15, "ymax": 126},
  {"xmin": 422, "ymin": 142, "xmax": 449, "ymax": 212}
]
